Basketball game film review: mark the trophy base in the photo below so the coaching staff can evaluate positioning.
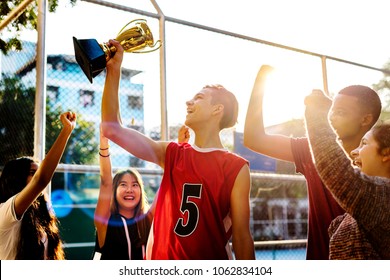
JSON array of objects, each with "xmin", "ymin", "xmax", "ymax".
[{"xmin": 73, "ymin": 37, "xmax": 106, "ymax": 83}]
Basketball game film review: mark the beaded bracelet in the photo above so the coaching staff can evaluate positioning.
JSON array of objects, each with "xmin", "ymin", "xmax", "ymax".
[
  {"xmin": 99, "ymin": 146, "xmax": 109, "ymax": 150},
  {"xmin": 99, "ymin": 152, "xmax": 110, "ymax": 157}
]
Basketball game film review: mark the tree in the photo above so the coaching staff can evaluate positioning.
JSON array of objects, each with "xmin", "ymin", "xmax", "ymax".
[
  {"xmin": 46, "ymin": 103, "xmax": 98, "ymax": 165},
  {"xmin": 0, "ymin": 0, "xmax": 77, "ymax": 55},
  {"xmin": 372, "ymin": 59, "xmax": 390, "ymax": 120},
  {"xmin": 0, "ymin": 75, "xmax": 35, "ymax": 163},
  {"xmin": 0, "ymin": 74, "xmax": 97, "ymax": 166}
]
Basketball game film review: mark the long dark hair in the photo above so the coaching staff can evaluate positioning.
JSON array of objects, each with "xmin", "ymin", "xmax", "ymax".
[
  {"xmin": 0, "ymin": 157, "xmax": 65, "ymax": 259},
  {"xmin": 110, "ymin": 168, "xmax": 151, "ymax": 245}
]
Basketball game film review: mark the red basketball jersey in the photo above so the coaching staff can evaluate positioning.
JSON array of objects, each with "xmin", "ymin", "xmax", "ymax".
[{"xmin": 147, "ymin": 142, "xmax": 248, "ymax": 260}]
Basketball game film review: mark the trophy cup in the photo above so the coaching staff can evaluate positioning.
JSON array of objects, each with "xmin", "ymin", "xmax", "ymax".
[{"xmin": 73, "ymin": 19, "xmax": 161, "ymax": 83}]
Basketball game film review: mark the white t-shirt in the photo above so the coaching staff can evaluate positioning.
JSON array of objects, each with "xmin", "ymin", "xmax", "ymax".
[
  {"xmin": 0, "ymin": 195, "xmax": 49, "ymax": 260},
  {"xmin": 0, "ymin": 195, "xmax": 22, "ymax": 260}
]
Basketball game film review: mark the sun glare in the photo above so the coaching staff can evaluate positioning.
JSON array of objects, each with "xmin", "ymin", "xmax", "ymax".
[{"xmin": 262, "ymin": 65, "xmax": 322, "ymax": 127}]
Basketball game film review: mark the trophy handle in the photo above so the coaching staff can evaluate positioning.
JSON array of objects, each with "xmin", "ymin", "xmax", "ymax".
[
  {"xmin": 116, "ymin": 19, "xmax": 161, "ymax": 54},
  {"xmin": 117, "ymin": 19, "xmax": 145, "ymax": 37},
  {"xmin": 98, "ymin": 19, "xmax": 162, "ymax": 61},
  {"xmin": 133, "ymin": 39, "xmax": 162, "ymax": 53}
]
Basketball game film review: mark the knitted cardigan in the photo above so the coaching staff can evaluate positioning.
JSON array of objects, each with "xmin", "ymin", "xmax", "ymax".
[{"xmin": 305, "ymin": 102, "xmax": 390, "ymax": 259}]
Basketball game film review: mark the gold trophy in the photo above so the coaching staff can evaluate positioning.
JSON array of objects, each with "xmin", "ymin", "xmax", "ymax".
[{"xmin": 73, "ymin": 19, "xmax": 161, "ymax": 83}]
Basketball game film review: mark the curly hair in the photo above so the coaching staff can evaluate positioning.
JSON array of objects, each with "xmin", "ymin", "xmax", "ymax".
[{"xmin": 371, "ymin": 122, "xmax": 390, "ymax": 156}]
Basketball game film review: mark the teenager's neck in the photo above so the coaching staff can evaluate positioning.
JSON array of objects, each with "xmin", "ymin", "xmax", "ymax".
[
  {"xmin": 376, "ymin": 168, "xmax": 390, "ymax": 179},
  {"xmin": 119, "ymin": 209, "xmax": 135, "ymax": 220},
  {"xmin": 340, "ymin": 135, "xmax": 364, "ymax": 157},
  {"xmin": 193, "ymin": 130, "xmax": 224, "ymax": 149}
]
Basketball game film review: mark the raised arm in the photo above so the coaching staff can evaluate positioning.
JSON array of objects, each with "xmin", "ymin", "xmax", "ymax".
[
  {"xmin": 244, "ymin": 65, "xmax": 294, "ymax": 162},
  {"xmin": 304, "ymin": 90, "xmax": 390, "ymax": 222},
  {"xmin": 100, "ymin": 39, "xmax": 168, "ymax": 168},
  {"xmin": 230, "ymin": 164, "xmax": 255, "ymax": 260},
  {"xmin": 94, "ymin": 125, "xmax": 113, "ymax": 248},
  {"xmin": 14, "ymin": 111, "xmax": 76, "ymax": 218}
]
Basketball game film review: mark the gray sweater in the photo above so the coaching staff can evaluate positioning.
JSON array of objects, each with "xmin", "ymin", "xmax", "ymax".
[{"xmin": 305, "ymin": 102, "xmax": 390, "ymax": 259}]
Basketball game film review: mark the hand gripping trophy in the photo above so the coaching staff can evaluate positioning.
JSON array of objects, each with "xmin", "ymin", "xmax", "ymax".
[{"xmin": 73, "ymin": 19, "xmax": 161, "ymax": 83}]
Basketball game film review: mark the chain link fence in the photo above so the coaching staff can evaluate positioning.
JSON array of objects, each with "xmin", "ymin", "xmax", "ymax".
[{"xmin": 1, "ymin": 1, "xmax": 389, "ymax": 259}]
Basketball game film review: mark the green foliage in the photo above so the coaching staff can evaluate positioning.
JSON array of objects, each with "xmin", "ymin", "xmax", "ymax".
[
  {"xmin": 0, "ymin": 75, "xmax": 35, "ymax": 163},
  {"xmin": 0, "ymin": 74, "xmax": 97, "ymax": 166},
  {"xmin": 372, "ymin": 59, "xmax": 390, "ymax": 116},
  {"xmin": 46, "ymin": 104, "xmax": 98, "ymax": 165},
  {"xmin": 0, "ymin": 0, "xmax": 77, "ymax": 55}
]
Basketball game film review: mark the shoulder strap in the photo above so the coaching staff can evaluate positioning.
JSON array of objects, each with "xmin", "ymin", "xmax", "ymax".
[{"xmin": 121, "ymin": 216, "xmax": 132, "ymax": 260}]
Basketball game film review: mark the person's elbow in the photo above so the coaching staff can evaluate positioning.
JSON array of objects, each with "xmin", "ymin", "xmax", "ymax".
[
  {"xmin": 101, "ymin": 121, "xmax": 121, "ymax": 140},
  {"xmin": 243, "ymin": 128, "xmax": 270, "ymax": 151},
  {"xmin": 243, "ymin": 134, "xmax": 250, "ymax": 148},
  {"xmin": 243, "ymin": 133, "xmax": 257, "ymax": 150}
]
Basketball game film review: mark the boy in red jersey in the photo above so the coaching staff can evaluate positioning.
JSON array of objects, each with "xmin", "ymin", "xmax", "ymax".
[{"xmin": 101, "ymin": 39, "xmax": 255, "ymax": 260}]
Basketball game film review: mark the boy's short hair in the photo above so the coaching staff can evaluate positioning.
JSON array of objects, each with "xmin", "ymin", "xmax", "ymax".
[
  {"xmin": 338, "ymin": 85, "xmax": 382, "ymax": 126},
  {"xmin": 204, "ymin": 84, "xmax": 238, "ymax": 130}
]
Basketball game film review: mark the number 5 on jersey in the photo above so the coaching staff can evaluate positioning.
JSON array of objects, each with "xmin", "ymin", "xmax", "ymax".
[{"xmin": 174, "ymin": 183, "xmax": 202, "ymax": 237}]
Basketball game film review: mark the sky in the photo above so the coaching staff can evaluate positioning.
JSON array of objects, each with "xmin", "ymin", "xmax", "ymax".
[{"xmin": 4, "ymin": 0, "xmax": 390, "ymax": 131}]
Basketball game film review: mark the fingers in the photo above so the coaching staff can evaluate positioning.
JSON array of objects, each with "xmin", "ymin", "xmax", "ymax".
[
  {"xmin": 108, "ymin": 39, "xmax": 124, "ymax": 54},
  {"xmin": 310, "ymin": 89, "xmax": 325, "ymax": 95},
  {"xmin": 178, "ymin": 125, "xmax": 190, "ymax": 143},
  {"xmin": 59, "ymin": 111, "xmax": 77, "ymax": 130},
  {"xmin": 181, "ymin": 126, "xmax": 190, "ymax": 137},
  {"xmin": 65, "ymin": 111, "xmax": 76, "ymax": 122},
  {"xmin": 259, "ymin": 64, "xmax": 274, "ymax": 73},
  {"xmin": 105, "ymin": 39, "xmax": 124, "ymax": 66},
  {"xmin": 304, "ymin": 89, "xmax": 332, "ymax": 109},
  {"xmin": 255, "ymin": 64, "xmax": 274, "ymax": 85},
  {"xmin": 179, "ymin": 124, "xmax": 187, "ymax": 132}
]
